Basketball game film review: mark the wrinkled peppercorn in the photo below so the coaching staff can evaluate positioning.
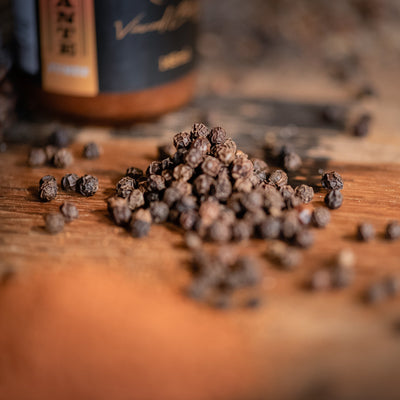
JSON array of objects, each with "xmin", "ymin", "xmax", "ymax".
[
  {"xmin": 61, "ymin": 173, "xmax": 79, "ymax": 192},
  {"xmin": 202, "ymin": 156, "xmax": 221, "ymax": 177},
  {"xmin": 77, "ymin": 174, "xmax": 98, "ymax": 197},
  {"xmin": 312, "ymin": 207, "xmax": 331, "ymax": 228},
  {"xmin": 39, "ymin": 176, "xmax": 57, "ymax": 202},
  {"xmin": 321, "ymin": 171, "xmax": 344, "ymax": 190},
  {"xmin": 125, "ymin": 166, "xmax": 144, "ymax": 179},
  {"xmin": 163, "ymin": 187, "xmax": 181, "ymax": 208},
  {"xmin": 28, "ymin": 148, "xmax": 47, "ymax": 167},
  {"xmin": 209, "ymin": 126, "xmax": 227, "ymax": 144},
  {"xmin": 386, "ymin": 221, "xmax": 400, "ymax": 241},
  {"xmin": 146, "ymin": 161, "xmax": 162, "ymax": 176},
  {"xmin": 324, "ymin": 190, "xmax": 343, "ymax": 209},
  {"xmin": 173, "ymin": 164, "xmax": 193, "ymax": 182},
  {"xmin": 83, "ymin": 142, "xmax": 100, "ymax": 159},
  {"xmin": 116, "ymin": 176, "xmax": 136, "ymax": 198},
  {"xmin": 185, "ymin": 148, "xmax": 204, "ymax": 168},
  {"xmin": 173, "ymin": 131, "xmax": 191, "ymax": 149},
  {"xmin": 191, "ymin": 136, "xmax": 211, "ymax": 155},
  {"xmin": 44, "ymin": 212, "xmax": 64, "ymax": 234},
  {"xmin": 295, "ymin": 184, "xmax": 314, "ymax": 204},
  {"xmin": 357, "ymin": 222, "xmax": 375, "ymax": 241},
  {"xmin": 127, "ymin": 189, "xmax": 145, "ymax": 210},
  {"xmin": 147, "ymin": 174, "xmax": 166, "ymax": 192},
  {"xmin": 53, "ymin": 148, "xmax": 74, "ymax": 168},
  {"xmin": 191, "ymin": 122, "xmax": 210, "ymax": 139},
  {"xmin": 60, "ymin": 202, "xmax": 79, "ymax": 222},
  {"xmin": 268, "ymin": 169, "xmax": 288, "ymax": 188}
]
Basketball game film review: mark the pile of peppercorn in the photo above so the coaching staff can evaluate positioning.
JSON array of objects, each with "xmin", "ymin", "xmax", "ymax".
[{"xmin": 106, "ymin": 123, "xmax": 344, "ymax": 307}]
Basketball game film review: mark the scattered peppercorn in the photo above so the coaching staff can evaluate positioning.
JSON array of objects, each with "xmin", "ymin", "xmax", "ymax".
[
  {"xmin": 386, "ymin": 221, "xmax": 400, "ymax": 241},
  {"xmin": 77, "ymin": 174, "xmax": 98, "ymax": 197},
  {"xmin": 60, "ymin": 202, "xmax": 79, "ymax": 222},
  {"xmin": 28, "ymin": 148, "xmax": 47, "ymax": 167},
  {"xmin": 38, "ymin": 176, "xmax": 57, "ymax": 202},
  {"xmin": 116, "ymin": 176, "xmax": 136, "ymax": 198},
  {"xmin": 357, "ymin": 222, "xmax": 375, "ymax": 242},
  {"xmin": 324, "ymin": 189, "xmax": 343, "ymax": 209},
  {"xmin": 44, "ymin": 212, "xmax": 65, "ymax": 234},
  {"xmin": 268, "ymin": 169, "xmax": 288, "ymax": 187},
  {"xmin": 312, "ymin": 207, "xmax": 331, "ymax": 228},
  {"xmin": 53, "ymin": 148, "xmax": 74, "ymax": 168},
  {"xmin": 61, "ymin": 173, "xmax": 79, "ymax": 192},
  {"xmin": 83, "ymin": 142, "xmax": 100, "ymax": 159}
]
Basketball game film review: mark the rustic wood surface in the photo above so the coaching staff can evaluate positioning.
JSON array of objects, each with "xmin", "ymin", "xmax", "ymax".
[{"xmin": 0, "ymin": 65, "xmax": 400, "ymax": 400}]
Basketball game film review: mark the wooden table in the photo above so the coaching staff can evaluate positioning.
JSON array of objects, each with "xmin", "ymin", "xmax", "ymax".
[{"xmin": 0, "ymin": 63, "xmax": 399, "ymax": 400}]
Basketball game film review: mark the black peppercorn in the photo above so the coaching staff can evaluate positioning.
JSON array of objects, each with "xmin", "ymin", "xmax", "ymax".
[
  {"xmin": 385, "ymin": 221, "xmax": 400, "ymax": 241},
  {"xmin": 194, "ymin": 174, "xmax": 214, "ymax": 196},
  {"xmin": 173, "ymin": 164, "xmax": 193, "ymax": 182},
  {"xmin": 283, "ymin": 151, "xmax": 302, "ymax": 172},
  {"xmin": 28, "ymin": 148, "xmax": 47, "ymax": 167},
  {"xmin": 185, "ymin": 148, "xmax": 204, "ymax": 168},
  {"xmin": 324, "ymin": 190, "xmax": 343, "ymax": 209},
  {"xmin": 294, "ymin": 229, "xmax": 314, "ymax": 248},
  {"xmin": 127, "ymin": 189, "xmax": 145, "ymax": 210},
  {"xmin": 312, "ymin": 207, "xmax": 331, "ymax": 228},
  {"xmin": 83, "ymin": 142, "xmax": 100, "ymax": 159},
  {"xmin": 268, "ymin": 169, "xmax": 288, "ymax": 188},
  {"xmin": 163, "ymin": 187, "xmax": 182, "ymax": 208},
  {"xmin": 77, "ymin": 174, "xmax": 98, "ymax": 197},
  {"xmin": 116, "ymin": 176, "xmax": 136, "ymax": 198},
  {"xmin": 130, "ymin": 209, "xmax": 152, "ymax": 238},
  {"xmin": 191, "ymin": 123, "xmax": 210, "ymax": 139},
  {"xmin": 191, "ymin": 136, "xmax": 211, "ymax": 155},
  {"xmin": 39, "ymin": 176, "xmax": 57, "ymax": 202},
  {"xmin": 257, "ymin": 216, "xmax": 281, "ymax": 239},
  {"xmin": 147, "ymin": 174, "xmax": 166, "ymax": 192},
  {"xmin": 48, "ymin": 129, "xmax": 70, "ymax": 148},
  {"xmin": 173, "ymin": 131, "xmax": 192, "ymax": 149},
  {"xmin": 149, "ymin": 201, "xmax": 169, "ymax": 224},
  {"xmin": 125, "ymin": 166, "xmax": 144, "ymax": 179},
  {"xmin": 146, "ymin": 161, "xmax": 162, "ymax": 176},
  {"xmin": 231, "ymin": 157, "xmax": 253, "ymax": 180},
  {"xmin": 321, "ymin": 171, "xmax": 344, "ymax": 190},
  {"xmin": 108, "ymin": 196, "xmax": 132, "ymax": 226},
  {"xmin": 61, "ymin": 173, "xmax": 79, "ymax": 192},
  {"xmin": 179, "ymin": 210, "xmax": 198, "ymax": 230},
  {"xmin": 357, "ymin": 222, "xmax": 375, "ymax": 241},
  {"xmin": 202, "ymin": 156, "xmax": 222, "ymax": 177},
  {"xmin": 232, "ymin": 220, "xmax": 252, "ymax": 241},
  {"xmin": 60, "ymin": 202, "xmax": 79, "ymax": 222},
  {"xmin": 53, "ymin": 148, "xmax": 74, "ymax": 168},
  {"xmin": 44, "ymin": 212, "xmax": 65, "ymax": 234},
  {"xmin": 209, "ymin": 126, "xmax": 227, "ymax": 144},
  {"xmin": 295, "ymin": 184, "xmax": 314, "ymax": 204}
]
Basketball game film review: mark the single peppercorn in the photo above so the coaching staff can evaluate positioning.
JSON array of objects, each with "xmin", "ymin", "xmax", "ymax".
[
  {"xmin": 321, "ymin": 171, "xmax": 344, "ymax": 190},
  {"xmin": 191, "ymin": 136, "xmax": 211, "ymax": 155},
  {"xmin": 191, "ymin": 122, "xmax": 210, "ymax": 139},
  {"xmin": 147, "ymin": 174, "xmax": 166, "ymax": 192},
  {"xmin": 38, "ymin": 176, "xmax": 57, "ymax": 202},
  {"xmin": 83, "ymin": 142, "xmax": 100, "ymax": 159},
  {"xmin": 194, "ymin": 174, "xmax": 214, "ymax": 196},
  {"xmin": 357, "ymin": 222, "xmax": 375, "ymax": 242},
  {"xmin": 268, "ymin": 169, "xmax": 288, "ymax": 188},
  {"xmin": 173, "ymin": 131, "xmax": 191, "ymax": 149},
  {"xmin": 149, "ymin": 201, "xmax": 169, "ymax": 224},
  {"xmin": 257, "ymin": 216, "xmax": 281, "ymax": 239},
  {"xmin": 48, "ymin": 129, "xmax": 70, "ymax": 148},
  {"xmin": 232, "ymin": 220, "xmax": 252, "ymax": 241},
  {"xmin": 108, "ymin": 196, "xmax": 132, "ymax": 226},
  {"xmin": 209, "ymin": 126, "xmax": 227, "ymax": 144},
  {"xmin": 146, "ymin": 161, "xmax": 162, "ymax": 176},
  {"xmin": 294, "ymin": 184, "xmax": 314, "ymax": 204},
  {"xmin": 61, "ymin": 173, "xmax": 79, "ymax": 192},
  {"xmin": 53, "ymin": 148, "xmax": 74, "ymax": 168},
  {"xmin": 125, "ymin": 166, "xmax": 144, "ymax": 179},
  {"xmin": 208, "ymin": 220, "xmax": 232, "ymax": 242},
  {"xmin": 116, "ymin": 176, "xmax": 136, "ymax": 198},
  {"xmin": 185, "ymin": 148, "xmax": 204, "ymax": 168},
  {"xmin": 127, "ymin": 189, "xmax": 145, "ymax": 210},
  {"xmin": 231, "ymin": 157, "xmax": 253, "ymax": 180},
  {"xmin": 312, "ymin": 207, "xmax": 331, "ymax": 228},
  {"xmin": 28, "ymin": 148, "xmax": 47, "ymax": 167},
  {"xmin": 283, "ymin": 151, "xmax": 302, "ymax": 172},
  {"xmin": 179, "ymin": 210, "xmax": 198, "ymax": 230},
  {"xmin": 77, "ymin": 174, "xmax": 98, "ymax": 197},
  {"xmin": 60, "ymin": 202, "xmax": 79, "ymax": 222},
  {"xmin": 44, "ymin": 212, "xmax": 65, "ymax": 234},
  {"xmin": 294, "ymin": 229, "xmax": 314, "ymax": 248},
  {"xmin": 130, "ymin": 209, "xmax": 152, "ymax": 238},
  {"xmin": 385, "ymin": 221, "xmax": 400, "ymax": 241},
  {"xmin": 202, "ymin": 156, "xmax": 221, "ymax": 177},
  {"xmin": 173, "ymin": 164, "xmax": 193, "ymax": 182},
  {"xmin": 324, "ymin": 190, "xmax": 343, "ymax": 209}
]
